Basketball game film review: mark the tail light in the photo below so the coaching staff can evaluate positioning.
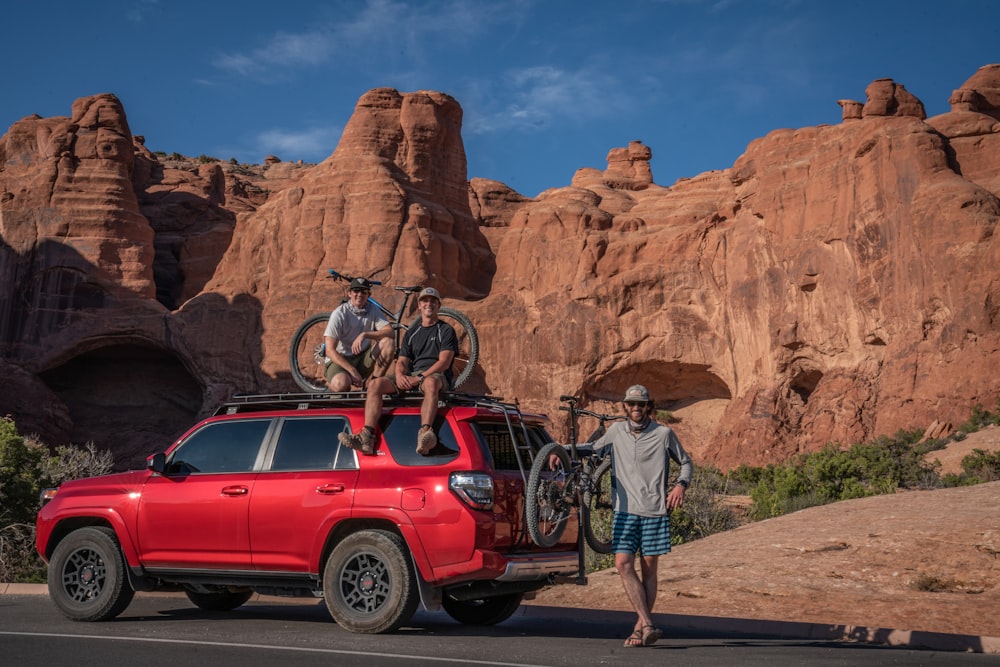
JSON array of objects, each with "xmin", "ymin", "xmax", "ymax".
[{"xmin": 449, "ymin": 472, "xmax": 494, "ymax": 511}]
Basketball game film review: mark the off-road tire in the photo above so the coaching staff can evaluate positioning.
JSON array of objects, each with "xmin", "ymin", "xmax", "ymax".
[
  {"xmin": 441, "ymin": 592, "xmax": 524, "ymax": 626},
  {"xmin": 323, "ymin": 529, "xmax": 419, "ymax": 634},
  {"xmin": 47, "ymin": 526, "xmax": 135, "ymax": 622},
  {"xmin": 526, "ymin": 443, "xmax": 574, "ymax": 548}
]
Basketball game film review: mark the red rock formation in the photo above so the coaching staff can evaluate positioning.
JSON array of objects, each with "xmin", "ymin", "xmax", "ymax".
[{"xmin": 2, "ymin": 68, "xmax": 1000, "ymax": 473}]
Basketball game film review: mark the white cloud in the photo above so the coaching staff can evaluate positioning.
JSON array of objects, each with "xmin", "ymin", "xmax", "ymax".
[
  {"xmin": 213, "ymin": 0, "xmax": 517, "ymax": 78},
  {"xmin": 254, "ymin": 126, "xmax": 343, "ymax": 161},
  {"xmin": 465, "ymin": 65, "xmax": 630, "ymax": 134}
]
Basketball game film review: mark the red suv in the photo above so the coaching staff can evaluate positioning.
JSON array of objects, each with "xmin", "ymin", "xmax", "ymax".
[{"xmin": 35, "ymin": 393, "xmax": 580, "ymax": 633}]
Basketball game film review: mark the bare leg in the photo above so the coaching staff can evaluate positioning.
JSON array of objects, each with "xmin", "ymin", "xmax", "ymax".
[
  {"xmin": 615, "ymin": 552, "xmax": 654, "ymax": 631},
  {"xmin": 328, "ymin": 372, "xmax": 352, "ymax": 392},
  {"xmin": 365, "ymin": 377, "xmax": 394, "ymax": 429},
  {"xmin": 419, "ymin": 375, "xmax": 443, "ymax": 426},
  {"xmin": 370, "ymin": 339, "xmax": 395, "ymax": 378},
  {"xmin": 639, "ymin": 555, "xmax": 659, "ymax": 613}
]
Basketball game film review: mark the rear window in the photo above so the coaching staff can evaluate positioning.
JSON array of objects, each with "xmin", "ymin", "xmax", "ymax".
[
  {"xmin": 471, "ymin": 422, "xmax": 552, "ymax": 471},
  {"xmin": 381, "ymin": 414, "xmax": 460, "ymax": 466}
]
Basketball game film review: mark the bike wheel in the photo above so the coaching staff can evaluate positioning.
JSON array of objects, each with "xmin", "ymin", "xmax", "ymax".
[
  {"xmin": 525, "ymin": 443, "xmax": 574, "ymax": 548},
  {"xmin": 409, "ymin": 307, "xmax": 479, "ymax": 390},
  {"xmin": 289, "ymin": 312, "xmax": 332, "ymax": 393},
  {"xmin": 582, "ymin": 457, "xmax": 614, "ymax": 554}
]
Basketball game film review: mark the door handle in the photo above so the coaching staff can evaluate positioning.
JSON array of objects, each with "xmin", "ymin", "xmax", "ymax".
[
  {"xmin": 221, "ymin": 486, "xmax": 249, "ymax": 496},
  {"xmin": 316, "ymin": 484, "xmax": 346, "ymax": 494}
]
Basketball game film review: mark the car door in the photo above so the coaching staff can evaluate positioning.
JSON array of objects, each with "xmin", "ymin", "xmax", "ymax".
[
  {"xmin": 248, "ymin": 415, "xmax": 360, "ymax": 572},
  {"xmin": 136, "ymin": 418, "xmax": 272, "ymax": 570}
]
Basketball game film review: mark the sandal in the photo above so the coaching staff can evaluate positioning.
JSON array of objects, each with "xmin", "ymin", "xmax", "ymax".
[
  {"xmin": 641, "ymin": 624, "xmax": 662, "ymax": 646},
  {"xmin": 623, "ymin": 628, "xmax": 644, "ymax": 648}
]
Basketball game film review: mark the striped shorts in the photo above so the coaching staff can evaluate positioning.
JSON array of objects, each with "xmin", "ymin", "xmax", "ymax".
[{"xmin": 612, "ymin": 511, "xmax": 672, "ymax": 556}]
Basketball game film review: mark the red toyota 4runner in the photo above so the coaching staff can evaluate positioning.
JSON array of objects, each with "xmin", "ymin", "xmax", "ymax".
[{"xmin": 35, "ymin": 393, "xmax": 580, "ymax": 633}]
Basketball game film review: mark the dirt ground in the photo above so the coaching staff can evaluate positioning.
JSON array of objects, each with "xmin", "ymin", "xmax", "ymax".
[{"xmin": 527, "ymin": 429, "xmax": 1000, "ymax": 639}]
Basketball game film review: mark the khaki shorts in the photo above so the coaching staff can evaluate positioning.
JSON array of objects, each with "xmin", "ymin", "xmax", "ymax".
[{"xmin": 325, "ymin": 346, "xmax": 378, "ymax": 382}]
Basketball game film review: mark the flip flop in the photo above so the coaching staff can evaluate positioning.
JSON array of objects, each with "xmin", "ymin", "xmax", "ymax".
[
  {"xmin": 641, "ymin": 624, "xmax": 662, "ymax": 646},
  {"xmin": 623, "ymin": 628, "xmax": 644, "ymax": 648}
]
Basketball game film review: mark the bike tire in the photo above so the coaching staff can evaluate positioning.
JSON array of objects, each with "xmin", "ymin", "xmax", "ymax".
[
  {"xmin": 408, "ymin": 307, "xmax": 479, "ymax": 389},
  {"xmin": 289, "ymin": 312, "xmax": 332, "ymax": 392},
  {"xmin": 582, "ymin": 456, "xmax": 614, "ymax": 554},
  {"xmin": 525, "ymin": 443, "xmax": 574, "ymax": 548}
]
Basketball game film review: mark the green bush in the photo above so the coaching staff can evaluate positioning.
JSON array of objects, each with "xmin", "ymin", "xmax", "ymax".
[{"xmin": 0, "ymin": 417, "xmax": 114, "ymax": 582}]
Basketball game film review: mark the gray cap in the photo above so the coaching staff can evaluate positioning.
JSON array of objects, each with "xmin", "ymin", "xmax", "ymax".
[
  {"xmin": 418, "ymin": 287, "xmax": 441, "ymax": 302},
  {"xmin": 623, "ymin": 384, "xmax": 651, "ymax": 402}
]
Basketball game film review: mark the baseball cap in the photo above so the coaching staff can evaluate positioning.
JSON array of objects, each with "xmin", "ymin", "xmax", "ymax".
[
  {"xmin": 418, "ymin": 287, "xmax": 441, "ymax": 302},
  {"xmin": 349, "ymin": 277, "xmax": 372, "ymax": 292},
  {"xmin": 623, "ymin": 385, "xmax": 651, "ymax": 403}
]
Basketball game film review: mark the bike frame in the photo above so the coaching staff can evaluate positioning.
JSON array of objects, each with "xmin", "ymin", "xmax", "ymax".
[{"xmin": 557, "ymin": 395, "xmax": 624, "ymax": 583}]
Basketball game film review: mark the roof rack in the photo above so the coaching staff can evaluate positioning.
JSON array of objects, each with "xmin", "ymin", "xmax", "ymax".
[{"xmin": 215, "ymin": 390, "xmax": 524, "ymax": 416}]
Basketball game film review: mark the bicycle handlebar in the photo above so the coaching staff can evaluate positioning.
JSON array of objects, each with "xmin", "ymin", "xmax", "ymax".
[{"xmin": 327, "ymin": 268, "xmax": 383, "ymax": 286}]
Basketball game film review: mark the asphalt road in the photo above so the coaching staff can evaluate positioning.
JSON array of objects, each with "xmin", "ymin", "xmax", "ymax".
[{"xmin": 1, "ymin": 593, "xmax": 996, "ymax": 666}]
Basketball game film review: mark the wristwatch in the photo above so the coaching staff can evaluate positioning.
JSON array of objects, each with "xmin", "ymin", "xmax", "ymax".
[{"xmin": 677, "ymin": 479, "xmax": 689, "ymax": 489}]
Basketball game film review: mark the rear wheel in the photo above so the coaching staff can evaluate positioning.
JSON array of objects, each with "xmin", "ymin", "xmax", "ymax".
[
  {"xmin": 185, "ymin": 588, "xmax": 254, "ymax": 611},
  {"xmin": 582, "ymin": 457, "xmax": 614, "ymax": 554},
  {"xmin": 323, "ymin": 530, "xmax": 418, "ymax": 634},
  {"xmin": 289, "ymin": 312, "xmax": 332, "ymax": 392},
  {"xmin": 47, "ymin": 526, "xmax": 135, "ymax": 621},
  {"xmin": 442, "ymin": 592, "xmax": 523, "ymax": 626},
  {"xmin": 526, "ymin": 443, "xmax": 574, "ymax": 548}
]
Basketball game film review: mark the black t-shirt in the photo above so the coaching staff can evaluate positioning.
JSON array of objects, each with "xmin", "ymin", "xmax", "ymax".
[{"xmin": 401, "ymin": 320, "xmax": 458, "ymax": 381}]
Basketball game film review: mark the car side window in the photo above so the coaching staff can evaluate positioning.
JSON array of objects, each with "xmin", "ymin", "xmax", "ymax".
[
  {"xmin": 168, "ymin": 419, "xmax": 271, "ymax": 474},
  {"xmin": 381, "ymin": 414, "xmax": 459, "ymax": 466},
  {"xmin": 269, "ymin": 417, "xmax": 355, "ymax": 471}
]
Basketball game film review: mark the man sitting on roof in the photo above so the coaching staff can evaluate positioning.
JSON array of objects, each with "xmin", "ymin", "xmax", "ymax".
[{"xmin": 339, "ymin": 287, "xmax": 457, "ymax": 456}]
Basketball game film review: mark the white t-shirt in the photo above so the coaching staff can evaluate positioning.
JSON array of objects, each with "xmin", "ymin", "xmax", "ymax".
[{"xmin": 323, "ymin": 303, "xmax": 389, "ymax": 356}]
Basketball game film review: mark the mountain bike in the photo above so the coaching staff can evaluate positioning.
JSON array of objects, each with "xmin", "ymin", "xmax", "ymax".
[
  {"xmin": 289, "ymin": 269, "xmax": 479, "ymax": 393},
  {"xmin": 525, "ymin": 395, "xmax": 624, "ymax": 553}
]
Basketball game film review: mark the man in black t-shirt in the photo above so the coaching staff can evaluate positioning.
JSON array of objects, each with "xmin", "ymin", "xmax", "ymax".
[{"xmin": 339, "ymin": 287, "xmax": 458, "ymax": 456}]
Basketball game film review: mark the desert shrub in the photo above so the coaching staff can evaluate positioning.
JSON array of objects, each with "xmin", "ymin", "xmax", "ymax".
[
  {"xmin": 0, "ymin": 418, "xmax": 115, "ymax": 582},
  {"xmin": 670, "ymin": 466, "xmax": 741, "ymax": 545}
]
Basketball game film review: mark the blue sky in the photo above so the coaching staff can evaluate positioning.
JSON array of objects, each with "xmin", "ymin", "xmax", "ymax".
[{"xmin": 4, "ymin": 0, "xmax": 998, "ymax": 197}]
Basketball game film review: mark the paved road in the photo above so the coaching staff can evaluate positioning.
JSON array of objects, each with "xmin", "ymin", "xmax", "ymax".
[{"xmin": 1, "ymin": 593, "xmax": 996, "ymax": 666}]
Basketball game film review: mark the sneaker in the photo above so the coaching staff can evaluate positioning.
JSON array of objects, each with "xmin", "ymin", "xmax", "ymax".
[
  {"xmin": 416, "ymin": 426, "xmax": 437, "ymax": 455},
  {"xmin": 339, "ymin": 428, "xmax": 374, "ymax": 455}
]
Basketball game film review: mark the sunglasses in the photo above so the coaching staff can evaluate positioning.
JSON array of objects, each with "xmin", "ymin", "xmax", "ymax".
[{"xmin": 624, "ymin": 401, "xmax": 649, "ymax": 407}]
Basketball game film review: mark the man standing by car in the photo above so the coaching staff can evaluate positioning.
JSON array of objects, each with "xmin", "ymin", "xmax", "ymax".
[
  {"xmin": 323, "ymin": 277, "xmax": 395, "ymax": 392},
  {"xmin": 580, "ymin": 385, "xmax": 692, "ymax": 648},
  {"xmin": 340, "ymin": 287, "xmax": 457, "ymax": 455}
]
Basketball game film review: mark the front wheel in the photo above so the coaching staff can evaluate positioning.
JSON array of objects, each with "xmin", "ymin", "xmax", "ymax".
[
  {"xmin": 323, "ymin": 530, "xmax": 419, "ymax": 634},
  {"xmin": 289, "ymin": 312, "xmax": 332, "ymax": 393},
  {"xmin": 442, "ymin": 592, "xmax": 523, "ymax": 626},
  {"xmin": 582, "ymin": 457, "xmax": 614, "ymax": 554},
  {"xmin": 409, "ymin": 308, "xmax": 479, "ymax": 390},
  {"xmin": 47, "ymin": 526, "xmax": 135, "ymax": 621},
  {"xmin": 525, "ymin": 443, "xmax": 575, "ymax": 548}
]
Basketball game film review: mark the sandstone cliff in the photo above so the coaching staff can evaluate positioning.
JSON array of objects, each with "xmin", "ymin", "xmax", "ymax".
[{"xmin": 2, "ymin": 66, "xmax": 999, "ymax": 469}]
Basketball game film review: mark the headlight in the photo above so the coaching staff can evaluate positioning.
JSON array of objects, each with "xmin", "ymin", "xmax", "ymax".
[{"xmin": 39, "ymin": 487, "xmax": 59, "ymax": 507}]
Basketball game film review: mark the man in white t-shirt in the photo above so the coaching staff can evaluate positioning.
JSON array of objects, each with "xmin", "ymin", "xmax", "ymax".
[{"xmin": 322, "ymin": 277, "xmax": 394, "ymax": 392}]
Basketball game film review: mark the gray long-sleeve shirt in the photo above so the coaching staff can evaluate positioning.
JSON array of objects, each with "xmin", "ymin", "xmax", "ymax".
[{"xmin": 583, "ymin": 419, "xmax": 693, "ymax": 518}]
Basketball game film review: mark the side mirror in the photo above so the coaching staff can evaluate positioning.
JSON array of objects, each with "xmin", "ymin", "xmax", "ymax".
[{"xmin": 147, "ymin": 452, "xmax": 167, "ymax": 474}]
